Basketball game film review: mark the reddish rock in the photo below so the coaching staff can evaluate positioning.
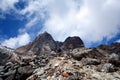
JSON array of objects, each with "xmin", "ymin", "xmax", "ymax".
[{"xmin": 61, "ymin": 72, "xmax": 70, "ymax": 77}]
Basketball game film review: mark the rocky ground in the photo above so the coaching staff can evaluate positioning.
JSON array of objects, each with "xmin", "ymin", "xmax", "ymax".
[{"xmin": 0, "ymin": 32, "xmax": 120, "ymax": 80}]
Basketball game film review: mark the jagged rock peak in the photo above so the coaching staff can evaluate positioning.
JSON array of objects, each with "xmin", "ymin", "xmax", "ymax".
[
  {"xmin": 26, "ymin": 32, "xmax": 57, "ymax": 54},
  {"xmin": 63, "ymin": 36, "xmax": 84, "ymax": 49},
  {"xmin": 35, "ymin": 32, "xmax": 53, "ymax": 42}
]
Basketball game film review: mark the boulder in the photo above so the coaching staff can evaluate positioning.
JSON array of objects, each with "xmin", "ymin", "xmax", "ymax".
[
  {"xmin": 109, "ymin": 53, "xmax": 120, "ymax": 60},
  {"xmin": 109, "ymin": 53, "xmax": 120, "ymax": 66},
  {"xmin": 81, "ymin": 58, "xmax": 100, "ymax": 65},
  {"xmin": 109, "ymin": 59, "xmax": 120, "ymax": 67},
  {"xmin": 97, "ymin": 63, "xmax": 115, "ymax": 73},
  {"xmin": 70, "ymin": 48, "xmax": 92, "ymax": 61}
]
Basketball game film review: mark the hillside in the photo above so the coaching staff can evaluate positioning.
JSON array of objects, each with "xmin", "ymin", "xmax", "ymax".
[{"xmin": 0, "ymin": 32, "xmax": 120, "ymax": 80}]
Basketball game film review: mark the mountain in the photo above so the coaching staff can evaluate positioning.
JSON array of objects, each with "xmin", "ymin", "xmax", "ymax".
[
  {"xmin": 63, "ymin": 36, "xmax": 84, "ymax": 49},
  {"xmin": 16, "ymin": 32, "xmax": 84, "ymax": 55},
  {"xmin": 16, "ymin": 32, "xmax": 57, "ymax": 55},
  {"xmin": 0, "ymin": 32, "xmax": 120, "ymax": 80}
]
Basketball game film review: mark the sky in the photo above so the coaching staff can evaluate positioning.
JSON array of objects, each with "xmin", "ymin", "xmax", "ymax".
[{"xmin": 0, "ymin": 0, "xmax": 120, "ymax": 48}]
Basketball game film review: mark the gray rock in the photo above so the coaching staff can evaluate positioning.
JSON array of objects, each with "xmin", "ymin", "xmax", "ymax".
[
  {"xmin": 0, "ymin": 66, "xmax": 4, "ymax": 72},
  {"xmin": 0, "ymin": 78, "xmax": 2, "ymax": 80},
  {"xmin": 3, "ymin": 70, "xmax": 16, "ymax": 76},
  {"xmin": 18, "ymin": 65, "xmax": 34, "ymax": 74},
  {"xmin": 70, "ymin": 48, "xmax": 92, "ymax": 60},
  {"xmin": 81, "ymin": 58, "xmax": 100, "ymax": 65},
  {"xmin": 101, "ymin": 63, "xmax": 115, "ymax": 73},
  {"xmin": 109, "ymin": 53, "xmax": 120, "ymax": 60}
]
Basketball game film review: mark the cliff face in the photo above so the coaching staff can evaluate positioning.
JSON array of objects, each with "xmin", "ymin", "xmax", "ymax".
[{"xmin": 0, "ymin": 32, "xmax": 120, "ymax": 80}]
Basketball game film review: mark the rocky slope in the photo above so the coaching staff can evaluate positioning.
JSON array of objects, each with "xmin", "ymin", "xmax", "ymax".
[{"xmin": 0, "ymin": 32, "xmax": 120, "ymax": 80}]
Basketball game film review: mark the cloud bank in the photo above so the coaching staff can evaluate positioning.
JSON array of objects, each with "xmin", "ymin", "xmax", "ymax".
[
  {"xmin": 116, "ymin": 39, "xmax": 120, "ymax": 43},
  {"xmin": 0, "ymin": 0, "xmax": 120, "ymax": 48},
  {"xmin": 1, "ymin": 33, "xmax": 30, "ymax": 48}
]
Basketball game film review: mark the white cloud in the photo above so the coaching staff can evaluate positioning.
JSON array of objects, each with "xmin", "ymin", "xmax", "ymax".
[
  {"xmin": 1, "ymin": 0, "xmax": 120, "ymax": 47},
  {"xmin": 1, "ymin": 33, "xmax": 30, "ymax": 48},
  {"xmin": 116, "ymin": 39, "xmax": 120, "ymax": 43},
  {"xmin": 17, "ymin": 0, "xmax": 120, "ymax": 47},
  {"xmin": 0, "ymin": 0, "xmax": 19, "ymax": 12},
  {"xmin": 40, "ymin": 0, "xmax": 120, "ymax": 46}
]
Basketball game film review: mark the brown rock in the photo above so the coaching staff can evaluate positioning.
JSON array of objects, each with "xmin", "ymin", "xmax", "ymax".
[
  {"xmin": 61, "ymin": 72, "xmax": 70, "ymax": 77},
  {"xmin": 81, "ymin": 58, "xmax": 100, "ymax": 65},
  {"xmin": 109, "ymin": 59, "xmax": 120, "ymax": 67}
]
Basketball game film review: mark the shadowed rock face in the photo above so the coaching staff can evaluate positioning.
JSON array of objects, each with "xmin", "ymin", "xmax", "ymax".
[
  {"xmin": 27, "ymin": 32, "xmax": 57, "ymax": 54},
  {"xmin": 16, "ymin": 32, "xmax": 57, "ymax": 55},
  {"xmin": 63, "ymin": 36, "xmax": 84, "ymax": 49}
]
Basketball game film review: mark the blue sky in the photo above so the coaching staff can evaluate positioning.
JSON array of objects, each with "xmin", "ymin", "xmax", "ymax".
[{"xmin": 0, "ymin": 0, "xmax": 120, "ymax": 48}]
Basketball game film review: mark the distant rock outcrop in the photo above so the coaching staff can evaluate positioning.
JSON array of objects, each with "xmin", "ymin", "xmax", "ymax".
[{"xmin": 63, "ymin": 36, "xmax": 84, "ymax": 50}]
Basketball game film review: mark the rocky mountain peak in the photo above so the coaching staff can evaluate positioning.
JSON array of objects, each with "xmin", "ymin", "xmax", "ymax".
[
  {"xmin": 18, "ymin": 32, "xmax": 57, "ymax": 55},
  {"xmin": 63, "ymin": 36, "xmax": 84, "ymax": 49},
  {"xmin": 34, "ymin": 32, "xmax": 54, "ymax": 42}
]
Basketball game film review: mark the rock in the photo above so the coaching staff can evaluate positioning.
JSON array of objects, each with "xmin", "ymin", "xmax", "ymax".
[
  {"xmin": 63, "ymin": 36, "xmax": 84, "ymax": 49},
  {"xmin": 98, "ymin": 63, "xmax": 115, "ymax": 73},
  {"xmin": 0, "ymin": 46, "xmax": 13, "ymax": 65},
  {"xmin": 61, "ymin": 72, "xmax": 70, "ymax": 77},
  {"xmin": 16, "ymin": 65, "xmax": 34, "ymax": 80},
  {"xmin": 4, "ymin": 75, "xmax": 14, "ymax": 80},
  {"xmin": 81, "ymin": 58, "xmax": 100, "ymax": 65},
  {"xmin": 55, "ymin": 41, "xmax": 63, "ymax": 52},
  {"xmin": 70, "ymin": 48, "xmax": 92, "ymax": 60},
  {"xmin": 91, "ymin": 73, "xmax": 102, "ymax": 80},
  {"xmin": 3, "ymin": 70, "xmax": 16, "ymax": 76},
  {"xmin": 0, "ymin": 66, "xmax": 4, "ymax": 72},
  {"xmin": 1, "ymin": 69, "xmax": 16, "ymax": 80},
  {"xmin": 108, "ymin": 53, "xmax": 120, "ymax": 66},
  {"xmin": 109, "ymin": 53, "xmax": 120, "ymax": 60},
  {"xmin": 98, "ymin": 43, "xmax": 120, "ymax": 54},
  {"xmin": 0, "ymin": 78, "xmax": 2, "ymax": 80},
  {"xmin": 0, "ymin": 46, "xmax": 20, "ymax": 65},
  {"xmin": 18, "ymin": 65, "xmax": 34, "ymax": 74},
  {"xmin": 109, "ymin": 59, "xmax": 120, "ymax": 67}
]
